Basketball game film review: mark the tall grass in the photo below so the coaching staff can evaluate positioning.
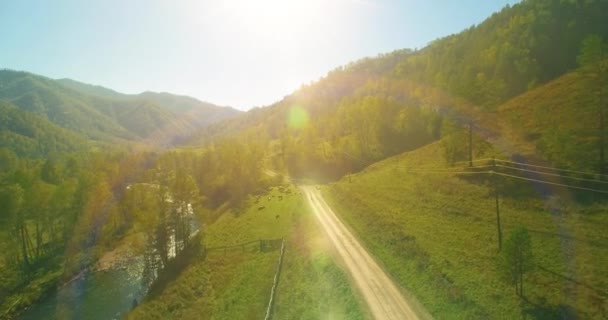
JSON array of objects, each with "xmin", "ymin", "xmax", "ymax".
[{"xmin": 325, "ymin": 143, "xmax": 608, "ymax": 319}]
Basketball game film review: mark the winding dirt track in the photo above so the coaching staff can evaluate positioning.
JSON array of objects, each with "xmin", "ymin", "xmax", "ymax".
[{"xmin": 301, "ymin": 186, "xmax": 421, "ymax": 320}]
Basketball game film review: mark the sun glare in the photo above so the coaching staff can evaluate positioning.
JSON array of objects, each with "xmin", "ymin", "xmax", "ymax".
[{"xmin": 204, "ymin": 0, "xmax": 334, "ymax": 46}]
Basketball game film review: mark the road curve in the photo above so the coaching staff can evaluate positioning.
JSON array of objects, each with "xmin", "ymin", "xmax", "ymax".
[{"xmin": 301, "ymin": 186, "xmax": 421, "ymax": 320}]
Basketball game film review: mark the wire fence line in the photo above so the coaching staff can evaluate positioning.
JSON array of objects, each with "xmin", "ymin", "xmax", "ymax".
[
  {"xmin": 206, "ymin": 238, "xmax": 283, "ymax": 254},
  {"xmin": 494, "ymin": 158, "xmax": 608, "ymax": 178},
  {"xmin": 409, "ymin": 157, "xmax": 608, "ymax": 179},
  {"xmin": 264, "ymin": 239, "xmax": 285, "ymax": 320},
  {"xmin": 494, "ymin": 164, "xmax": 608, "ymax": 184},
  {"xmin": 396, "ymin": 156, "xmax": 608, "ymax": 194},
  {"xmin": 492, "ymin": 172, "xmax": 608, "ymax": 194},
  {"xmin": 205, "ymin": 238, "xmax": 285, "ymax": 319}
]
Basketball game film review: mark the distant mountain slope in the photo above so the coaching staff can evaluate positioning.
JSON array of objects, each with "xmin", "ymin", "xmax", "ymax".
[
  {"xmin": 58, "ymin": 78, "xmax": 241, "ymax": 144},
  {"xmin": 57, "ymin": 78, "xmax": 239, "ymax": 126},
  {"xmin": 0, "ymin": 100, "xmax": 88, "ymax": 157},
  {"xmin": 0, "ymin": 70, "xmax": 240, "ymax": 147},
  {"xmin": 136, "ymin": 91, "xmax": 240, "ymax": 128},
  {"xmin": 57, "ymin": 78, "xmax": 124, "ymax": 99},
  {"xmin": 0, "ymin": 70, "xmax": 134, "ymax": 141}
]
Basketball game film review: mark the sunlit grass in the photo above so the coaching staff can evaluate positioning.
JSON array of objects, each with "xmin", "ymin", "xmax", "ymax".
[
  {"xmin": 324, "ymin": 142, "xmax": 608, "ymax": 319},
  {"xmin": 129, "ymin": 185, "xmax": 364, "ymax": 319}
]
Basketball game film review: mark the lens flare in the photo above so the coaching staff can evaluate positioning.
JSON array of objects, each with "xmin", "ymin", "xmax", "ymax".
[{"xmin": 288, "ymin": 105, "xmax": 309, "ymax": 129}]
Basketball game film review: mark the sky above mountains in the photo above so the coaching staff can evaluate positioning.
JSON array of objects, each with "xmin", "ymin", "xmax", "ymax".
[{"xmin": 1, "ymin": 0, "xmax": 518, "ymax": 110}]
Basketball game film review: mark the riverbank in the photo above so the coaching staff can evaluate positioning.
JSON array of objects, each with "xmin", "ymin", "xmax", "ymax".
[
  {"xmin": 1, "ymin": 231, "xmax": 143, "ymax": 320},
  {"xmin": 94, "ymin": 232, "xmax": 144, "ymax": 272}
]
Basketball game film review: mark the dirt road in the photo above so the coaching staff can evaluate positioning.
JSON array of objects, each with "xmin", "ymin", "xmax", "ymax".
[{"xmin": 301, "ymin": 186, "xmax": 423, "ymax": 320}]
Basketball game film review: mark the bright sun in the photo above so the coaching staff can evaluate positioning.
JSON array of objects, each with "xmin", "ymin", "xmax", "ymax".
[{"xmin": 208, "ymin": 0, "xmax": 333, "ymax": 44}]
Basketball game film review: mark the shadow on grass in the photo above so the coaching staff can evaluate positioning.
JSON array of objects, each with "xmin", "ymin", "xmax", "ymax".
[
  {"xmin": 523, "ymin": 298, "xmax": 577, "ymax": 320},
  {"xmin": 536, "ymin": 265, "xmax": 608, "ymax": 297},
  {"xmin": 527, "ymin": 228, "xmax": 608, "ymax": 249},
  {"xmin": 147, "ymin": 236, "xmax": 204, "ymax": 299}
]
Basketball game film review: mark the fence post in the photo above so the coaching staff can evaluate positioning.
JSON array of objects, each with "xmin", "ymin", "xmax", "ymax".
[
  {"xmin": 493, "ymin": 157, "xmax": 502, "ymax": 251},
  {"xmin": 264, "ymin": 238, "xmax": 285, "ymax": 320},
  {"xmin": 469, "ymin": 121, "xmax": 473, "ymax": 167}
]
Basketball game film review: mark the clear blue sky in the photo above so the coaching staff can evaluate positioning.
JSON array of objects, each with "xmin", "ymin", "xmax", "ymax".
[{"xmin": 0, "ymin": 0, "xmax": 519, "ymax": 110}]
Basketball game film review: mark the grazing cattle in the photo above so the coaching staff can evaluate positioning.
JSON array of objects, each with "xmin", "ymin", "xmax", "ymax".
[{"xmin": 278, "ymin": 195, "xmax": 283, "ymax": 200}]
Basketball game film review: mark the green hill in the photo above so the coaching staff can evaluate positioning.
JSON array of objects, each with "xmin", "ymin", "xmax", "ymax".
[
  {"xmin": 58, "ymin": 79, "xmax": 240, "ymax": 128},
  {"xmin": 497, "ymin": 70, "xmax": 604, "ymax": 171},
  {"xmin": 322, "ymin": 141, "xmax": 608, "ymax": 319},
  {"xmin": 0, "ymin": 100, "xmax": 89, "ymax": 157},
  {"xmin": 0, "ymin": 70, "xmax": 134, "ymax": 141},
  {"xmin": 188, "ymin": 0, "xmax": 608, "ymax": 180},
  {"xmin": 0, "ymin": 70, "xmax": 240, "ymax": 147}
]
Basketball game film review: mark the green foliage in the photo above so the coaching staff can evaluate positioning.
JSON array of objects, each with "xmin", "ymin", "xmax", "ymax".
[
  {"xmin": 0, "ymin": 101, "xmax": 89, "ymax": 157},
  {"xmin": 577, "ymin": 35, "xmax": 608, "ymax": 70},
  {"xmin": 497, "ymin": 226, "xmax": 534, "ymax": 298},
  {"xmin": 395, "ymin": 0, "xmax": 608, "ymax": 109},
  {"xmin": 498, "ymin": 70, "xmax": 606, "ymax": 171},
  {"xmin": 0, "ymin": 150, "xmax": 154, "ymax": 318}
]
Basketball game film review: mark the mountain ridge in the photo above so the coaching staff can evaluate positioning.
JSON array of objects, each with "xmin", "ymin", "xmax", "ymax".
[{"xmin": 0, "ymin": 69, "xmax": 241, "ymax": 151}]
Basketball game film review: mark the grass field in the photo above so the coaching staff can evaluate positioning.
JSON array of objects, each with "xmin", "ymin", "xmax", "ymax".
[
  {"xmin": 497, "ymin": 70, "xmax": 601, "ymax": 170},
  {"xmin": 324, "ymin": 142, "xmax": 608, "ymax": 319},
  {"xmin": 128, "ymin": 185, "xmax": 366, "ymax": 319}
]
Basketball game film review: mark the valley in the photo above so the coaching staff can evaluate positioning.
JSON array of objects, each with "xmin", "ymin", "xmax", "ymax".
[{"xmin": 1, "ymin": 0, "xmax": 608, "ymax": 319}]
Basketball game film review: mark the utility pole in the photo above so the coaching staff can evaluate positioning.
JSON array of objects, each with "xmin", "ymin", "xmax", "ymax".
[
  {"xmin": 468, "ymin": 121, "xmax": 473, "ymax": 167},
  {"xmin": 493, "ymin": 157, "xmax": 502, "ymax": 251},
  {"xmin": 599, "ymin": 79, "xmax": 605, "ymax": 176}
]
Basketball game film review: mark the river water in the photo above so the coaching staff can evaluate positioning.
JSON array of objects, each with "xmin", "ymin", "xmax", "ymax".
[
  {"xmin": 19, "ymin": 257, "xmax": 145, "ymax": 320},
  {"xmin": 20, "ymin": 189, "xmax": 198, "ymax": 320}
]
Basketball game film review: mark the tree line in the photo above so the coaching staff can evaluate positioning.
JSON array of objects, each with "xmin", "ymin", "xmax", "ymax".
[{"xmin": 0, "ymin": 130, "xmax": 274, "ymax": 316}]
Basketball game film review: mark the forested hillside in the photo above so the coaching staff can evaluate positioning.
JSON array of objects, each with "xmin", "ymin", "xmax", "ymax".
[
  {"xmin": 191, "ymin": 0, "xmax": 608, "ymax": 179},
  {"xmin": 0, "ymin": 70, "xmax": 244, "ymax": 318},
  {"xmin": 0, "ymin": 70, "xmax": 240, "ymax": 146},
  {"xmin": 0, "ymin": 101, "xmax": 88, "ymax": 157},
  {"xmin": 0, "ymin": 136, "xmax": 275, "ymax": 317}
]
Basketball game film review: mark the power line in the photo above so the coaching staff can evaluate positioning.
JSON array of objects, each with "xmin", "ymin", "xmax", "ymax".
[
  {"xmin": 495, "ymin": 164, "xmax": 608, "ymax": 184},
  {"xmin": 465, "ymin": 165, "xmax": 496, "ymax": 170},
  {"xmin": 399, "ymin": 162, "xmax": 494, "ymax": 171},
  {"xmin": 401, "ymin": 166, "xmax": 608, "ymax": 194},
  {"xmin": 451, "ymin": 158, "xmax": 495, "ymax": 165},
  {"xmin": 404, "ymin": 168, "xmax": 491, "ymax": 175},
  {"xmin": 494, "ymin": 159, "xmax": 608, "ymax": 178},
  {"xmin": 492, "ymin": 172, "xmax": 608, "ymax": 194}
]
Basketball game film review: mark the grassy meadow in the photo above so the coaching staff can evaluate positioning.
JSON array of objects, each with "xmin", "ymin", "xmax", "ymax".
[
  {"xmin": 128, "ymin": 185, "xmax": 365, "ymax": 319},
  {"xmin": 324, "ymin": 142, "xmax": 608, "ymax": 319}
]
